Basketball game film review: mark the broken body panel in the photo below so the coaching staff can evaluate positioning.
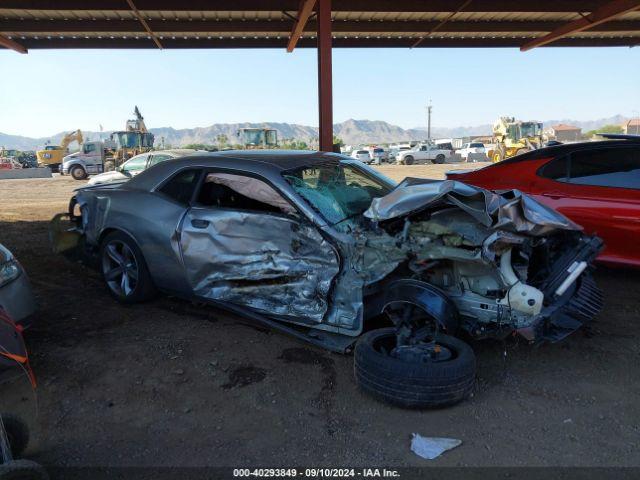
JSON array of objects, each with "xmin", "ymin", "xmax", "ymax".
[{"xmin": 54, "ymin": 153, "xmax": 602, "ymax": 351}]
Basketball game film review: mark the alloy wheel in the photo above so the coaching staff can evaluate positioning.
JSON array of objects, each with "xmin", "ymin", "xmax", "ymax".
[{"xmin": 102, "ymin": 240, "xmax": 139, "ymax": 297}]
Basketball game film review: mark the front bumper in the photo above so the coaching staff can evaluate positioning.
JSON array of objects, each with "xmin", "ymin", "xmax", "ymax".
[
  {"xmin": 0, "ymin": 270, "xmax": 37, "ymax": 327},
  {"xmin": 519, "ymin": 236, "xmax": 604, "ymax": 343}
]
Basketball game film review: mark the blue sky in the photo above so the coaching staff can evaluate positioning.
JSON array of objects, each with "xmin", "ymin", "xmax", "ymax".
[{"xmin": 1, "ymin": 46, "xmax": 639, "ymax": 137}]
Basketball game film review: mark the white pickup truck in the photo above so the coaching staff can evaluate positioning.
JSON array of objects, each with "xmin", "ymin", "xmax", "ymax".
[
  {"xmin": 61, "ymin": 139, "xmax": 117, "ymax": 180},
  {"xmin": 396, "ymin": 143, "xmax": 457, "ymax": 165}
]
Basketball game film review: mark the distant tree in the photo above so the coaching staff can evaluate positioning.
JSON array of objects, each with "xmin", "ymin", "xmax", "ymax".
[
  {"xmin": 280, "ymin": 138, "xmax": 310, "ymax": 150},
  {"xmin": 333, "ymin": 135, "xmax": 344, "ymax": 147},
  {"xmin": 584, "ymin": 124, "xmax": 623, "ymax": 139},
  {"xmin": 216, "ymin": 134, "xmax": 229, "ymax": 147},
  {"xmin": 184, "ymin": 143, "xmax": 217, "ymax": 151}
]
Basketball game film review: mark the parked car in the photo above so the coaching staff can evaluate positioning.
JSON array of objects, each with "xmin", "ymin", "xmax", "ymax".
[
  {"xmin": 457, "ymin": 142, "xmax": 488, "ymax": 162},
  {"xmin": 87, "ymin": 149, "xmax": 196, "ymax": 186},
  {"xmin": 368, "ymin": 147, "xmax": 387, "ymax": 165},
  {"xmin": 350, "ymin": 149, "xmax": 371, "ymax": 163},
  {"xmin": 388, "ymin": 146, "xmax": 410, "ymax": 163},
  {"xmin": 446, "ymin": 137, "xmax": 640, "ymax": 267},
  {"xmin": 396, "ymin": 143, "xmax": 455, "ymax": 165},
  {"xmin": 0, "ymin": 243, "xmax": 36, "ymax": 327},
  {"xmin": 54, "ymin": 151, "xmax": 602, "ymax": 408}
]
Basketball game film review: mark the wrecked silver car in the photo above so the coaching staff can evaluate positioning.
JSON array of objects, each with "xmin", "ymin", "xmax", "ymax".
[{"xmin": 52, "ymin": 151, "xmax": 603, "ymax": 408}]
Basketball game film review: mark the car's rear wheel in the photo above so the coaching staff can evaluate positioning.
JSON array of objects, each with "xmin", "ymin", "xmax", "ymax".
[
  {"xmin": 435, "ymin": 154, "xmax": 445, "ymax": 164},
  {"xmin": 70, "ymin": 165, "xmax": 87, "ymax": 180},
  {"xmin": 100, "ymin": 231, "xmax": 156, "ymax": 304},
  {"xmin": 403, "ymin": 155, "xmax": 414, "ymax": 165},
  {"xmin": 354, "ymin": 328, "xmax": 476, "ymax": 408}
]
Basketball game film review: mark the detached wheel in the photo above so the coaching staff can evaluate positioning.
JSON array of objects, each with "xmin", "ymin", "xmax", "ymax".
[
  {"xmin": 70, "ymin": 165, "xmax": 87, "ymax": 180},
  {"xmin": 354, "ymin": 328, "xmax": 476, "ymax": 408},
  {"xmin": 0, "ymin": 460, "xmax": 49, "ymax": 480},
  {"xmin": 0, "ymin": 414, "xmax": 29, "ymax": 458},
  {"xmin": 100, "ymin": 231, "xmax": 157, "ymax": 304},
  {"xmin": 403, "ymin": 155, "xmax": 414, "ymax": 165}
]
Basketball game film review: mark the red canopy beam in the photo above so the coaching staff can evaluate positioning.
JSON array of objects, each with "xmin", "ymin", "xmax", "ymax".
[
  {"xmin": 287, "ymin": 0, "xmax": 317, "ymax": 52},
  {"xmin": 521, "ymin": 0, "xmax": 640, "ymax": 51},
  {"xmin": 0, "ymin": 34, "xmax": 27, "ymax": 53},
  {"xmin": 317, "ymin": 0, "xmax": 333, "ymax": 152}
]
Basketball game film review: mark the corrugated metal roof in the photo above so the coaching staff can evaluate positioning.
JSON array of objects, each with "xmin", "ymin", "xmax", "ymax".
[{"xmin": 2, "ymin": 2, "xmax": 639, "ymax": 50}]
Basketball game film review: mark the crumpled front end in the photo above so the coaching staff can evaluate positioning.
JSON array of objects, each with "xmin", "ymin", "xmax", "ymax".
[{"xmin": 359, "ymin": 178, "xmax": 603, "ymax": 342}]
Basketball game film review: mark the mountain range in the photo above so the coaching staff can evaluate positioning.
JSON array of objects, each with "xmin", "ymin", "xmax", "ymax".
[{"xmin": 0, "ymin": 115, "xmax": 632, "ymax": 150}]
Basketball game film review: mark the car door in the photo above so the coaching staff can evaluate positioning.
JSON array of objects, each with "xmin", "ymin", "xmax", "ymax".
[
  {"xmin": 178, "ymin": 170, "xmax": 340, "ymax": 324},
  {"xmin": 532, "ymin": 146, "xmax": 640, "ymax": 266},
  {"xmin": 418, "ymin": 145, "xmax": 429, "ymax": 161}
]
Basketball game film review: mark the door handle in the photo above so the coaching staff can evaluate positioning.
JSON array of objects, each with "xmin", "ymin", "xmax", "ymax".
[{"xmin": 191, "ymin": 219, "xmax": 210, "ymax": 229}]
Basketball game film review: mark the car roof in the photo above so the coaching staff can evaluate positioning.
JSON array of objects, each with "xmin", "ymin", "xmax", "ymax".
[{"xmin": 125, "ymin": 150, "xmax": 345, "ymax": 190}]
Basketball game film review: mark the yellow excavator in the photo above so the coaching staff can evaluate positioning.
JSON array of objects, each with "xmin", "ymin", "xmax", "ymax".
[
  {"xmin": 489, "ymin": 117, "xmax": 545, "ymax": 163},
  {"xmin": 36, "ymin": 129, "xmax": 83, "ymax": 172}
]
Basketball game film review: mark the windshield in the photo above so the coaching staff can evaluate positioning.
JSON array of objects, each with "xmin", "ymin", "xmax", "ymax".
[
  {"xmin": 470, "ymin": 143, "xmax": 484, "ymax": 148},
  {"xmin": 283, "ymin": 162, "xmax": 393, "ymax": 226},
  {"xmin": 520, "ymin": 123, "xmax": 542, "ymax": 137}
]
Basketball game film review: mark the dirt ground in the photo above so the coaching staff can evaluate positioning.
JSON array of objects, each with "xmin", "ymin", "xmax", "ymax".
[{"xmin": 0, "ymin": 166, "xmax": 639, "ymax": 471}]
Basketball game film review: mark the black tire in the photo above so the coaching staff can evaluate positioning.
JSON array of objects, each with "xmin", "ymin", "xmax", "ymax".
[
  {"xmin": 435, "ymin": 154, "xmax": 445, "ymax": 164},
  {"xmin": 354, "ymin": 328, "xmax": 476, "ymax": 409},
  {"xmin": 1, "ymin": 414, "xmax": 29, "ymax": 458},
  {"xmin": 0, "ymin": 460, "xmax": 49, "ymax": 480},
  {"xmin": 99, "ymin": 231, "xmax": 157, "ymax": 304},
  {"xmin": 403, "ymin": 155, "xmax": 414, "ymax": 165},
  {"xmin": 70, "ymin": 165, "xmax": 87, "ymax": 180}
]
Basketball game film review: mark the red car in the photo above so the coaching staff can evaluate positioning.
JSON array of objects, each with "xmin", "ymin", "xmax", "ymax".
[{"xmin": 447, "ymin": 138, "xmax": 640, "ymax": 268}]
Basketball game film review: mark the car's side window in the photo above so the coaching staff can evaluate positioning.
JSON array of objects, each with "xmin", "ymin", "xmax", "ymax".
[
  {"xmin": 568, "ymin": 147, "xmax": 640, "ymax": 189},
  {"xmin": 122, "ymin": 155, "xmax": 148, "ymax": 173},
  {"xmin": 195, "ymin": 172, "xmax": 295, "ymax": 214},
  {"xmin": 540, "ymin": 155, "xmax": 570, "ymax": 182},
  {"xmin": 158, "ymin": 168, "xmax": 201, "ymax": 205}
]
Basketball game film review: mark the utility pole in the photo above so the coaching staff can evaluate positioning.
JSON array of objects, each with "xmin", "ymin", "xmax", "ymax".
[{"xmin": 426, "ymin": 100, "xmax": 433, "ymax": 142}]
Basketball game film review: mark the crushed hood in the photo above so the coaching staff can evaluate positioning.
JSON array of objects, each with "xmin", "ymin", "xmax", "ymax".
[{"xmin": 364, "ymin": 178, "xmax": 581, "ymax": 236}]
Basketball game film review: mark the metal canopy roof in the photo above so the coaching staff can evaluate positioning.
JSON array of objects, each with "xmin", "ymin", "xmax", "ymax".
[{"xmin": 1, "ymin": 1, "xmax": 639, "ymax": 51}]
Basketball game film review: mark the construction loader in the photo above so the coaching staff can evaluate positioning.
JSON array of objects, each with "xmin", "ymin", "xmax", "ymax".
[{"xmin": 489, "ymin": 116, "xmax": 544, "ymax": 163}]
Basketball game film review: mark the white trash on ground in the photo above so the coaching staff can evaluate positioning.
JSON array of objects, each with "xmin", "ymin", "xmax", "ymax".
[{"xmin": 410, "ymin": 433, "xmax": 462, "ymax": 460}]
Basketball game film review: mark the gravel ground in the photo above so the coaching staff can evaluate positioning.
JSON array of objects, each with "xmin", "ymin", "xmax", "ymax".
[{"xmin": 0, "ymin": 167, "xmax": 638, "ymax": 470}]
